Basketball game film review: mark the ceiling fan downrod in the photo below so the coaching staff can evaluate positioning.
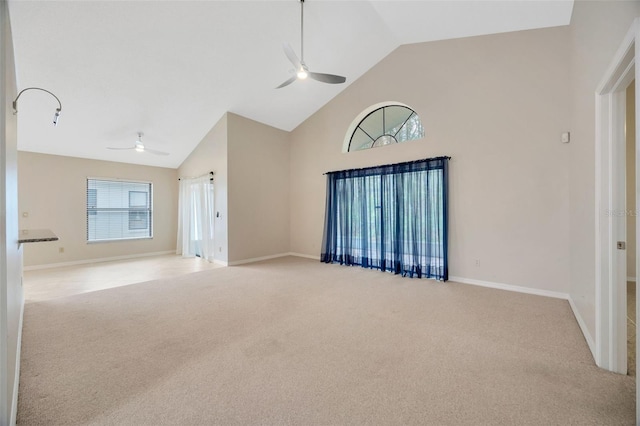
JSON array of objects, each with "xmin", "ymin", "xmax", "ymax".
[{"xmin": 300, "ymin": 0, "xmax": 304, "ymax": 63}]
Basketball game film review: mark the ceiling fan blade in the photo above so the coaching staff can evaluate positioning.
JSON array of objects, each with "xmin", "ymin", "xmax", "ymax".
[
  {"xmin": 107, "ymin": 146, "xmax": 135, "ymax": 150},
  {"xmin": 308, "ymin": 72, "xmax": 346, "ymax": 84},
  {"xmin": 276, "ymin": 75, "xmax": 297, "ymax": 89},
  {"xmin": 143, "ymin": 147, "xmax": 169, "ymax": 156},
  {"xmin": 283, "ymin": 43, "xmax": 302, "ymax": 69}
]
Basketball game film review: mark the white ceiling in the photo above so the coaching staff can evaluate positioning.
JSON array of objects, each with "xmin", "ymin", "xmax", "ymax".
[{"xmin": 8, "ymin": 0, "xmax": 573, "ymax": 168}]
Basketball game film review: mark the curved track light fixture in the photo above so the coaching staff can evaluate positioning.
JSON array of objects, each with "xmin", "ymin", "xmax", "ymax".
[{"xmin": 13, "ymin": 87, "xmax": 62, "ymax": 126}]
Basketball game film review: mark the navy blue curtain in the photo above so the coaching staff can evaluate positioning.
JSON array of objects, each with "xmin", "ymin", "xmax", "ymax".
[{"xmin": 321, "ymin": 157, "xmax": 449, "ymax": 281}]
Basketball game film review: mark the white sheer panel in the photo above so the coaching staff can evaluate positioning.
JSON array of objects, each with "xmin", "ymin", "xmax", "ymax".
[{"xmin": 177, "ymin": 175, "xmax": 215, "ymax": 262}]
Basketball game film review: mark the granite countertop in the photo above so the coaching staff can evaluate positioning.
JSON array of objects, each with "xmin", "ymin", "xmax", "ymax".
[{"xmin": 18, "ymin": 229, "xmax": 59, "ymax": 244}]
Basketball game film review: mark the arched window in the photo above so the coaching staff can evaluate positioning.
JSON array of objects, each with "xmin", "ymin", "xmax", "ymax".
[{"xmin": 343, "ymin": 102, "xmax": 424, "ymax": 152}]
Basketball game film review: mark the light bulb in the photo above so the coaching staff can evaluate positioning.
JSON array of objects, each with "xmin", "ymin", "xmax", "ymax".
[{"xmin": 297, "ymin": 69, "xmax": 308, "ymax": 80}]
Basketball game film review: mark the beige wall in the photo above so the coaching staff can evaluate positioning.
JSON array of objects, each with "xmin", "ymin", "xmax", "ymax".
[
  {"xmin": 290, "ymin": 27, "xmax": 571, "ymax": 293},
  {"xmin": 18, "ymin": 152, "xmax": 178, "ymax": 267},
  {"xmin": 1, "ymin": 2, "xmax": 23, "ymax": 423},
  {"xmin": 178, "ymin": 112, "xmax": 290, "ymax": 264},
  {"xmin": 568, "ymin": 0, "xmax": 640, "ymax": 340},
  {"xmin": 227, "ymin": 113, "xmax": 290, "ymax": 262},
  {"xmin": 627, "ymin": 80, "xmax": 636, "ymax": 281},
  {"xmin": 178, "ymin": 113, "xmax": 229, "ymax": 264}
]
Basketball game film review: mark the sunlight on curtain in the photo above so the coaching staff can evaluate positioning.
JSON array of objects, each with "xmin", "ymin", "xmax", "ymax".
[
  {"xmin": 321, "ymin": 157, "xmax": 449, "ymax": 281},
  {"xmin": 177, "ymin": 175, "xmax": 215, "ymax": 262}
]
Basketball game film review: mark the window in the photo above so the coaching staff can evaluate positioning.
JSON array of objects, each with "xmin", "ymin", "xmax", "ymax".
[
  {"xmin": 321, "ymin": 157, "xmax": 449, "ymax": 281},
  {"xmin": 344, "ymin": 102, "xmax": 425, "ymax": 152},
  {"xmin": 128, "ymin": 191, "xmax": 149, "ymax": 230},
  {"xmin": 87, "ymin": 189, "xmax": 97, "ymax": 216},
  {"xmin": 87, "ymin": 179, "xmax": 153, "ymax": 242}
]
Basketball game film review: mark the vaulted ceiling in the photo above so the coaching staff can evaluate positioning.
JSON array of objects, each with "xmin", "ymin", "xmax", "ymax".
[{"xmin": 8, "ymin": 0, "xmax": 573, "ymax": 168}]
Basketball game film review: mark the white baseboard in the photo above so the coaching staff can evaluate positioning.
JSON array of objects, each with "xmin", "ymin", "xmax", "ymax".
[
  {"xmin": 214, "ymin": 259, "xmax": 228, "ymax": 267},
  {"xmin": 448, "ymin": 276, "xmax": 570, "ymax": 300},
  {"xmin": 10, "ymin": 297, "xmax": 24, "ymax": 426},
  {"xmin": 228, "ymin": 253, "xmax": 291, "ymax": 266},
  {"xmin": 568, "ymin": 296, "xmax": 596, "ymax": 360},
  {"xmin": 448, "ymin": 275, "xmax": 595, "ymax": 360},
  {"xmin": 288, "ymin": 252, "xmax": 320, "ymax": 261},
  {"xmin": 228, "ymin": 252, "xmax": 321, "ymax": 266},
  {"xmin": 23, "ymin": 250, "xmax": 176, "ymax": 271},
  {"xmin": 627, "ymin": 276, "xmax": 636, "ymax": 283}
]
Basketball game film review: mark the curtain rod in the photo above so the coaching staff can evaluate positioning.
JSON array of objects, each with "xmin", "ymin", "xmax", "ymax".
[
  {"xmin": 178, "ymin": 171, "xmax": 214, "ymax": 181},
  {"xmin": 323, "ymin": 156, "xmax": 451, "ymax": 175}
]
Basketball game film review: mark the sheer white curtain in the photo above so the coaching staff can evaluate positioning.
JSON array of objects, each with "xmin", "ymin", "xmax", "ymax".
[{"xmin": 177, "ymin": 175, "xmax": 215, "ymax": 262}]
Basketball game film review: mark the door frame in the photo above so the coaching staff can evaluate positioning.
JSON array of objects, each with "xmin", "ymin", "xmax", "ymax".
[{"xmin": 595, "ymin": 18, "xmax": 638, "ymax": 380}]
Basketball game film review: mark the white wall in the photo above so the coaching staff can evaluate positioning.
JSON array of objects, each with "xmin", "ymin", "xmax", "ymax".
[
  {"xmin": 290, "ymin": 26, "xmax": 572, "ymax": 294},
  {"xmin": 568, "ymin": 0, "xmax": 640, "ymax": 343},
  {"xmin": 1, "ymin": 1, "xmax": 23, "ymax": 423},
  {"xmin": 178, "ymin": 113, "xmax": 229, "ymax": 264},
  {"xmin": 18, "ymin": 151, "xmax": 178, "ymax": 267}
]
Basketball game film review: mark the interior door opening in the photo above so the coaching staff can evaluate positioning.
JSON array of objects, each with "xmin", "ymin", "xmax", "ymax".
[
  {"xmin": 627, "ymin": 79, "xmax": 636, "ymax": 377},
  {"xmin": 595, "ymin": 19, "xmax": 639, "ymax": 424}
]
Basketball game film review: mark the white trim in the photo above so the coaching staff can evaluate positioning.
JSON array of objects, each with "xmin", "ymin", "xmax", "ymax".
[
  {"xmin": 22, "ymin": 250, "xmax": 175, "ymax": 271},
  {"xmin": 568, "ymin": 296, "xmax": 596, "ymax": 359},
  {"xmin": 227, "ymin": 253, "xmax": 291, "ymax": 266},
  {"xmin": 595, "ymin": 89, "xmax": 605, "ymax": 369},
  {"xmin": 448, "ymin": 276, "xmax": 569, "ymax": 300},
  {"xmin": 288, "ymin": 252, "xmax": 320, "ymax": 261},
  {"xmin": 341, "ymin": 101, "xmax": 414, "ymax": 153},
  {"xmin": 594, "ymin": 17, "xmax": 639, "ymax": 375},
  {"xmin": 449, "ymin": 276, "xmax": 598, "ymax": 357},
  {"xmin": 9, "ymin": 300, "xmax": 23, "ymax": 426},
  {"xmin": 228, "ymin": 252, "xmax": 321, "ymax": 266},
  {"xmin": 87, "ymin": 176, "xmax": 153, "ymax": 185},
  {"xmin": 213, "ymin": 259, "xmax": 228, "ymax": 267},
  {"xmin": 596, "ymin": 21, "xmax": 638, "ymax": 94},
  {"xmin": 611, "ymin": 88, "xmax": 627, "ymax": 374}
]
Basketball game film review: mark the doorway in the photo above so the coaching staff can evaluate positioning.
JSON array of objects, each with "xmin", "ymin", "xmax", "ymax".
[
  {"xmin": 177, "ymin": 175, "xmax": 216, "ymax": 262},
  {"xmin": 595, "ymin": 17, "xmax": 639, "ymax": 425},
  {"xmin": 627, "ymin": 79, "xmax": 636, "ymax": 377}
]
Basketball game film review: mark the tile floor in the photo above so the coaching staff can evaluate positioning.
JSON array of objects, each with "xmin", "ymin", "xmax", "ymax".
[{"xmin": 23, "ymin": 254, "xmax": 221, "ymax": 302}]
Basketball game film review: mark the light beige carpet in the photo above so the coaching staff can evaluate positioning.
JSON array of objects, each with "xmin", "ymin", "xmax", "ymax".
[{"xmin": 17, "ymin": 257, "xmax": 634, "ymax": 425}]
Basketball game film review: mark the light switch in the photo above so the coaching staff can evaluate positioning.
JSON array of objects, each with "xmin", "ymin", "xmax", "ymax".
[{"xmin": 561, "ymin": 132, "xmax": 570, "ymax": 143}]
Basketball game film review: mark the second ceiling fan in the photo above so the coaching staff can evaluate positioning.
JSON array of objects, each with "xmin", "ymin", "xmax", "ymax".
[
  {"xmin": 107, "ymin": 132, "xmax": 169, "ymax": 156},
  {"xmin": 277, "ymin": 0, "xmax": 346, "ymax": 89}
]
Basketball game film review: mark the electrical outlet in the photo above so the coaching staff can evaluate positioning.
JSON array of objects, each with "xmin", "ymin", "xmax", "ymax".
[
  {"xmin": 59, "ymin": 247, "xmax": 64, "ymax": 254},
  {"xmin": 475, "ymin": 259, "xmax": 480, "ymax": 267},
  {"xmin": 218, "ymin": 247, "xmax": 222, "ymax": 252}
]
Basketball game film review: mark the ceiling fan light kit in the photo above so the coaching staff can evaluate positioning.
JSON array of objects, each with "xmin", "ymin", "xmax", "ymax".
[{"xmin": 277, "ymin": 0, "xmax": 346, "ymax": 89}]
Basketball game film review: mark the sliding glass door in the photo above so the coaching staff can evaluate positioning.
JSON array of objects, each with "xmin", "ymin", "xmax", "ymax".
[{"xmin": 322, "ymin": 157, "xmax": 448, "ymax": 280}]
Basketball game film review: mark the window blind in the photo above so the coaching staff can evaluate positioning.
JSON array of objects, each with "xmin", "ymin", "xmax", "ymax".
[{"xmin": 86, "ymin": 178, "xmax": 153, "ymax": 242}]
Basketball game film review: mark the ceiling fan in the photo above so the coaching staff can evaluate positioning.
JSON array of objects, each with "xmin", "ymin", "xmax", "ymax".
[
  {"xmin": 107, "ymin": 132, "xmax": 169, "ymax": 156},
  {"xmin": 277, "ymin": 0, "xmax": 346, "ymax": 89}
]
